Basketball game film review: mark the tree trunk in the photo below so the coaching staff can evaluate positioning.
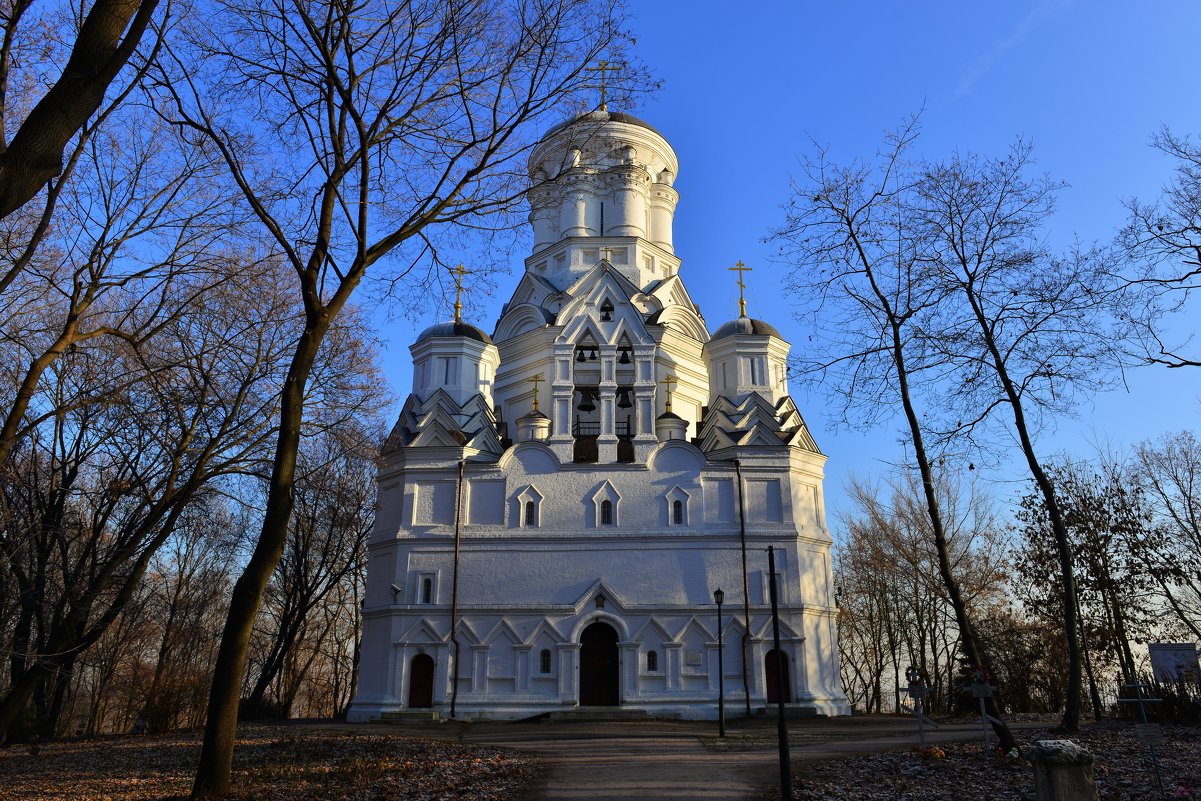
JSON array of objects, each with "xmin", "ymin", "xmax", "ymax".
[
  {"xmin": 1077, "ymin": 604, "xmax": 1103, "ymax": 720},
  {"xmin": 960, "ymin": 286, "xmax": 1083, "ymax": 732},
  {"xmin": 886, "ymin": 314, "xmax": 1017, "ymax": 750},
  {"xmin": 0, "ymin": 0, "xmax": 161, "ymax": 218},
  {"xmin": 192, "ymin": 314, "xmax": 330, "ymax": 798}
]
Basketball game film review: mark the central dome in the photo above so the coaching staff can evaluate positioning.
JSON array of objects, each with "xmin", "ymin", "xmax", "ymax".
[{"xmin": 541, "ymin": 109, "xmax": 665, "ymax": 141}]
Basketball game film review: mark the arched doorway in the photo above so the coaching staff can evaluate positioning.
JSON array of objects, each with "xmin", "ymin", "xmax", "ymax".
[
  {"xmin": 408, "ymin": 654, "xmax": 435, "ymax": 708},
  {"xmin": 765, "ymin": 649, "xmax": 791, "ymax": 704},
  {"xmin": 579, "ymin": 621, "xmax": 620, "ymax": 706}
]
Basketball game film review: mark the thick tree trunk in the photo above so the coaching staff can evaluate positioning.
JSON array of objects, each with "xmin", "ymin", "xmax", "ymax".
[
  {"xmin": 191, "ymin": 315, "xmax": 329, "ymax": 798},
  {"xmin": 0, "ymin": 0, "xmax": 161, "ymax": 218}
]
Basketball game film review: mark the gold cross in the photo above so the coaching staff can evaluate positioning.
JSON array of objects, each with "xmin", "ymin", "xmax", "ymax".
[
  {"xmin": 527, "ymin": 374, "xmax": 544, "ymax": 412},
  {"xmin": 601, "ymin": 246, "xmax": 611, "ymax": 262},
  {"xmin": 729, "ymin": 260, "xmax": 752, "ymax": 318},
  {"xmin": 448, "ymin": 263, "xmax": 471, "ymax": 322},
  {"xmin": 660, "ymin": 374, "xmax": 677, "ymax": 414},
  {"xmin": 586, "ymin": 60, "xmax": 622, "ymax": 111}
]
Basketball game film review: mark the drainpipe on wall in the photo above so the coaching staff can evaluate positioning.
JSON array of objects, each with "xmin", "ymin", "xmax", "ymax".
[
  {"xmin": 733, "ymin": 458, "xmax": 752, "ymax": 716},
  {"xmin": 449, "ymin": 459, "xmax": 466, "ymax": 719}
]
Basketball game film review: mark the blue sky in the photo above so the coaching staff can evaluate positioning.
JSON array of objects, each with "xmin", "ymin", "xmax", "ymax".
[{"xmin": 375, "ymin": 1, "xmax": 1201, "ymax": 528}]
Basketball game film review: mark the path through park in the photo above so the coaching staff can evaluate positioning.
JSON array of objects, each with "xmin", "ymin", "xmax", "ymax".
[{"xmin": 449, "ymin": 716, "xmax": 1046, "ymax": 801}]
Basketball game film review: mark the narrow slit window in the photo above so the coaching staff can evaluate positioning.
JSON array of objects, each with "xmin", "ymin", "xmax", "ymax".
[
  {"xmin": 525, "ymin": 500, "xmax": 537, "ymax": 526},
  {"xmin": 421, "ymin": 577, "xmax": 432, "ymax": 604},
  {"xmin": 672, "ymin": 500, "xmax": 683, "ymax": 525},
  {"xmin": 647, "ymin": 650, "xmax": 658, "ymax": 672},
  {"xmin": 540, "ymin": 649, "xmax": 552, "ymax": 674},
  {"xmin": 600, "ymin": 499, "xmax": 613, "ymax": 525}
]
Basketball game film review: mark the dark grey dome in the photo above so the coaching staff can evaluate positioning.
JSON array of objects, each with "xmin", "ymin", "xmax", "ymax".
[
  {"xmin": 543, "ymin": 109, "xmax": 665, "ymax": 141},
  {"xmin": 520, "ymin": 409, "xmax": 549, "ymax": 420},
  {"xmin": 656, "ymin": 411, "xmax": 685, "ymax": 421},
  {"xmin": 416, "ymin": 321, "xmax": 493, "ymax": 344},
  {"xmin": 711, "ymin": 317, "xmax": 781, "ymax": 340}
]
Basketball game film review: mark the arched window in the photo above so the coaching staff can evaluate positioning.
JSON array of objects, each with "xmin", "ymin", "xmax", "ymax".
[
  {"xmin": 540, "ymin": 649, "xmax": 552, "ymax": 674},
  {"xmin": 525, "ymin": 500, "xmax": 537, "ymax": 526},
  {"xmin": 646, "ymin": 650, "xmax": 658, "ymax": 672},
  {"xmin": 600, "ymin": 499, "xmax": 613, "ymax": 525},
  {"xmin": 672, "ymin": 500, "xmax": 683, "ymax": 525},
  {"xmin": 421, "ymin": 577, "xmax": 432, "ymax": 604}
]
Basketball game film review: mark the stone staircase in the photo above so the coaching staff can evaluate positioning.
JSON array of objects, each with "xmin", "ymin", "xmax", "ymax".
[
  {"xmin": 374, "ymin": 710, "xmax": 441, "ymax": 724},
  {"xmin": 545, "ymin": 707, "xmax": 674, "ymax": 721}
]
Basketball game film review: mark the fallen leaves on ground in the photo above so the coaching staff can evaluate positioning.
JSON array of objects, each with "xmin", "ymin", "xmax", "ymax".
[
  {"xmin": 0, "ymin": 725, "xmax": 540, "ymax": 801},
  {"xmin": 787, "ymin": 722, "xmax": 1200, "ymax": 801}
]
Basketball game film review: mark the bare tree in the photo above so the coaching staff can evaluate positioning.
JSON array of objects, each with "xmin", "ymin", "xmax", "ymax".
[
  {"xmin": 1121, "ymin": 128, "xmax": 1201, "ymax": 368},
  {"xmin": 0, "ymin": 0, "xmax": 163, "ymax": 218},
  {"xmin": 152, "ymin": 0, "xmax": 647, "ymax": 793},
  {"xmin": 915, "ymin": 142, "xmax": 1131, "ymax": 731},
  {"xmin": 0, "ymin": 260, "xmax": 290, "ymax": 741},
  {"xmin": 837, "ymin": 471, "xmax": 1009, "ymax": 716},
  {"xmin": 244, "ymin": 410, "xmax": 380, "ymax": 719},
  {"xmin": 1014, "ymin": 460, "xmax": 1157, "ymax": 717},
  {"xmin": 774, "ymin": 118, "xmax": 1017, "ymax": 746},
  {"xmin": 1134, "ymin": 430, "xmax": 1201, "ymax": 637},
  {"xmin": 0, "ymin": 110, "xmax": 233, "ymax": 468}
]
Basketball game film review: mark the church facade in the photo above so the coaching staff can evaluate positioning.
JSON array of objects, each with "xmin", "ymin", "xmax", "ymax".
[{"xmin": 348, "ymin": 108, "xmax": 850, "ymax": 721}]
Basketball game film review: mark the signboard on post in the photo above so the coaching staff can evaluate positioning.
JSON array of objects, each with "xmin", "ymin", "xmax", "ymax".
[{"xmin": 1148, "ymin": 642, "xmax": 1199, "ymax": 683}]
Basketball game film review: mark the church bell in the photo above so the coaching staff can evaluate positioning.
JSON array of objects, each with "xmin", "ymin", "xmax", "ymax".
[
  {"xmin": 577, "ymin": 389, "xmax": 596, "ymax": 413},
  {"xmin": 616, "ymin": 389, "xmax": 632, "ymax": 409}
]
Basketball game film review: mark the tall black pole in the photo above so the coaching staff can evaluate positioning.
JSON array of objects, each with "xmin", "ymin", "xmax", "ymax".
[
  {"xmin": 715, "ymin": 590, "xmax": 726, "ymax": 738},
  {"xmin": 768, "ymin": 546, "xmax": 792, "ymax": 800}
]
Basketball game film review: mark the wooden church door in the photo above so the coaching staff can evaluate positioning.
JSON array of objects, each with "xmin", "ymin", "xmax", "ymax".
[
  {"xmin": 579, "ymin": 622, "xmax": 620, "ymax": 706},
  {"xmin": 408, "ymin": 654, "xmax": 435, "ymax": 708},
  {"xmin": 765, "ymin": 649, "xmax": 791, "ymax": 704}
]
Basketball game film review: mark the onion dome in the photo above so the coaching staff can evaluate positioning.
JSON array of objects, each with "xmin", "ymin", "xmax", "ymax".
[
  {"xmin": 416, "ymin": 320, "xmax": 493, "ymax": 345},
  {"xmin": 711, "ymin": 317, "xmax": 781, "ymax": 340}
]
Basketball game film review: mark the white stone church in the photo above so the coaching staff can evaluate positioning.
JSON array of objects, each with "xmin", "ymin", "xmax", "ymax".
[{"xmin": 348, "ymin": 107, "xmax": 850, "ymax": 721}]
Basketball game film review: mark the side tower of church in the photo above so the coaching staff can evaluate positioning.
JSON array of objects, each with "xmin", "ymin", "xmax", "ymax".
[{"xmin": 348, "ymin": 109, "xmax": 850, "ymax": 721}]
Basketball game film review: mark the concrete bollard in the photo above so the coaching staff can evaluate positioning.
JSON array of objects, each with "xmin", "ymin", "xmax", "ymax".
[{"xmin": 1027, "ymin": 740, "xmax": 1100, "ymax": 801}]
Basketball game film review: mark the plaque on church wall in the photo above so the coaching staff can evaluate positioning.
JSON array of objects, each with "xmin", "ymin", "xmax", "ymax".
[{"xmin": 686, "ymin": 650, "xmax": 703, "ymax": 666}]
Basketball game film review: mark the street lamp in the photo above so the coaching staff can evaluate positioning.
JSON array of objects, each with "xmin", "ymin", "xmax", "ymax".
[{"xmin": 714, "ymin": 587, "xmax": 726, "ymax": 738}]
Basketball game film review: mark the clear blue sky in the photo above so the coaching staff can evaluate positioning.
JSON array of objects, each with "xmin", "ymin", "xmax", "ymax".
[{"xmin": 375, "ymin": 1, "xmax": 1201, "ymax": 529}]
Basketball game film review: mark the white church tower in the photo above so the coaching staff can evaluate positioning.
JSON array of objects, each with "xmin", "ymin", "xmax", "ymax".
[{"xmin": 348, "ymin": 108, "xmax": 850, "ymax": 721}]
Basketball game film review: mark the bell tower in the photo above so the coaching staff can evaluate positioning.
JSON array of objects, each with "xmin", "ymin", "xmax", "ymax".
[{"xmin": 525, "ymin": 111, "xmax": 681, "ymax": 291}]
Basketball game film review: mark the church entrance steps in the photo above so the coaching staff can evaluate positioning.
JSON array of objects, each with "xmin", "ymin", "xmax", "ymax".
[
  {"xmin": 373, "ymin": 710, "xmax": 441, "ymax": 724},
  {"xmin": 545, "ymin": 707, "xmax": 672, "ymax": 722}
]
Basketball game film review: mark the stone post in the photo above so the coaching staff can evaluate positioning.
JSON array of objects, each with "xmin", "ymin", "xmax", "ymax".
[{"xmin": 1027, "ymin": 740, "xmax": 1100, "ymax": 801}]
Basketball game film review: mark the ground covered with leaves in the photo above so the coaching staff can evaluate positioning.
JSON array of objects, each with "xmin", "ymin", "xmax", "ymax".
[
  {"xmin": 0, "ymin": 725, "xmax": 539, "ymax": 801},
  {"xmin": 788, "ymin": 722, "xmax": 1201, "ymax": 801}
]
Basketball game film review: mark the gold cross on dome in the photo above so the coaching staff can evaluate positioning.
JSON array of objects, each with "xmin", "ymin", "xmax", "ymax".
[
  {"xmin": 659, "ymin": 374, "xmax": 677, "ymax": 414},
  {"xmin": 586, "ymin": 60, "xmax": 622, "ymax": 111},
  {"xmin": 729, "ymin": 260, "xmax": 752, "ymax": 318},
  {"xmin": 527, "ymin": 374, "xmax": 544, "ymax": 412},
  {"xmin": 448, "ymin": 263, "xmax": 472, "ymax": 322}
]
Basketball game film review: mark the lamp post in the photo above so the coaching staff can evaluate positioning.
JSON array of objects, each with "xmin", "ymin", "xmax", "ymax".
[{"xmin": 714, "ymin": 587, "xmax": 726, "ymax": 738}]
